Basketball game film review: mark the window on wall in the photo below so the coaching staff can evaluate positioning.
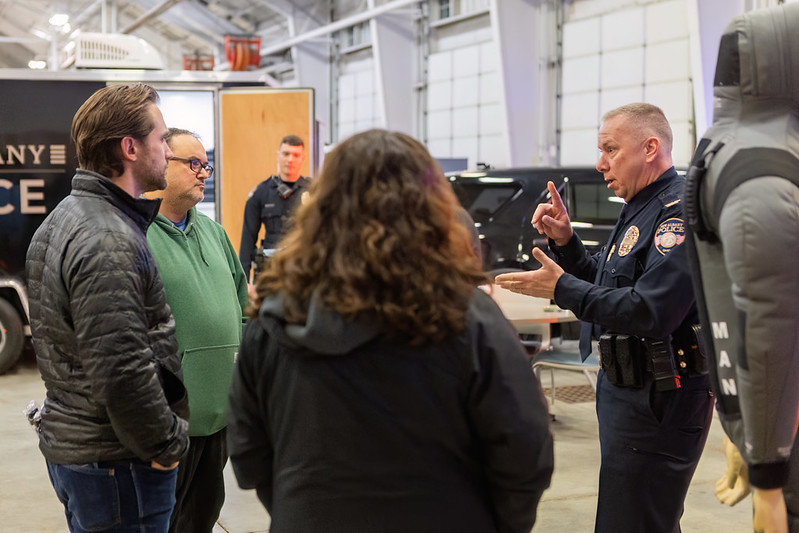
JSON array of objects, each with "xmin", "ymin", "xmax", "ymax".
[
  {"xmin": 437, "ymin": 0, "xmax": 489, "ymax": 21},
  {"xmin": 439, "ymin": 0, "xmax": 451, "ymax": 19},
  {"xmin": 339, "ymin": 21, "xmax": 371, "ymax": 51}
]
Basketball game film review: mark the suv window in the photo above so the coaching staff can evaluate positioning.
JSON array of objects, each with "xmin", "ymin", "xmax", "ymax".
[
  {"xmin": 449, "ymin": 167, "xmax": 617, "ymax": 272},
  {"xmin": 570, "ymin": 181, "xmax": 624, "ymax": 223},
  {"xmin": 453, "ymin": 181, "xmax": 521, "ymax": 223}
]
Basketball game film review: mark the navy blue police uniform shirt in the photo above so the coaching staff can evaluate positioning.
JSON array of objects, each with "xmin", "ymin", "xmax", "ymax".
[
  {"xmin": 549, "ymin": 168, "xmax": 699, "ymax": 353},
  {"xmin": 239, "ymin": 176, "xmax": 310, "ymax": 277}
]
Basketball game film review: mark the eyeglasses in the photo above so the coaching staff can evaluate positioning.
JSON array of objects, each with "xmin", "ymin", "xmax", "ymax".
[{"xmin": 169, "ymin": 157, "xmax": 214, "ymax": 178}]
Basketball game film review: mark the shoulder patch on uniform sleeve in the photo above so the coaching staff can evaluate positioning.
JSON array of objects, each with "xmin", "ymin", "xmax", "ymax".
[
  {"xmin": 654, "ymin": 217, "xmax": 685, "ymax": 255},
  {"xmin": 247, "ymin": 180, "xmax": 266, "ymax": 199}
]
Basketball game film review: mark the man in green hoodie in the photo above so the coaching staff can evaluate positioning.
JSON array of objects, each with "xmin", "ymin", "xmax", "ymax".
[{"xmin": 147, "ymin": 128, "xmax": 248, "ymax": 533}]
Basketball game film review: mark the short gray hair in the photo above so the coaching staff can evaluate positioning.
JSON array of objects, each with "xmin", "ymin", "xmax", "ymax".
[{"xmin": 603, "ymin": 103, "xmax": 673, "ymax": 154}]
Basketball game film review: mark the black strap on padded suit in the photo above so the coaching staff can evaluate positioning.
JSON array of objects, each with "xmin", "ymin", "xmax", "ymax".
[
  {"xmin": 712, "ymin": 147, "xmax": 799, "ymax": 226},
  {"xmin": 686, "ymin": 143, "xmax": 799, "ymax": 243},
  {"xmin": 683, "ymin": 138, "xmax": 721, "ymax": 243}
]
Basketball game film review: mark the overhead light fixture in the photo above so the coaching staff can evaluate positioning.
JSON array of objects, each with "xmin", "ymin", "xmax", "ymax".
[
  {"xmin": 49, "ymin": 13, "xmax": 69, "ymax": 26},
  {"xmin": 28, "ymin": 59, "xmax": 47, "ymax": 69}
]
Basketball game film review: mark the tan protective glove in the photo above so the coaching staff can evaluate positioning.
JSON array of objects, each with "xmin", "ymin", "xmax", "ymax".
[
  {"xmin": 752, "ymin": 487, "xmax": 788, "ymax": 533},
  {"xmin": 715, "ymin": 434, "xmax": 751, "ymax": 506}
]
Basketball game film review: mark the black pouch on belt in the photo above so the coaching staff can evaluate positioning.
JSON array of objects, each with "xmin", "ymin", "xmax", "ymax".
[{"xmin": 599, "ymin": 333, "xmax": 644, "ymax": 388}]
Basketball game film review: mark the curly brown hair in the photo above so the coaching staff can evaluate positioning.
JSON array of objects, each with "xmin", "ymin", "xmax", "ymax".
[{"xmin": 248, "ymin": 129, "xmax": 486, "ymax": 345}]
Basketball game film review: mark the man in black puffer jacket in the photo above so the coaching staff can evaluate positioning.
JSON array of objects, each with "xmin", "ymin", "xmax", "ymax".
[{"xmin": 26, "ymin": 83, "xmax": 189, "ymax": 533}]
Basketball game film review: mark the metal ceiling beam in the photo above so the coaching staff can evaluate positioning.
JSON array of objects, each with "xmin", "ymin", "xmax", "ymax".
[
  {"xmin": 0, "ymin": 37, "xmax": 44, "ymax": 43},
  {"xmin": 119, "ymin": 0, "xmax": 187, "ymax": 34},
  {"xmin": 259, "ymin": 0, "xmax": 419, "ymax": 57},
  {"xmin": 71, "ymin": 0, "xmax": 107, "ymax": 29}
]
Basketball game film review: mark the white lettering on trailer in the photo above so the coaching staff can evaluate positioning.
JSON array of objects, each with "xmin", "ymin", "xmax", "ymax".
[
  {"xmin": 50, "ymin": 145, "xmax": 66, "ymax": 165},
  {"xmin": 0, "ymin": 178, "xmax": 47, "ymax": 215},
  {"xmin": 27, "ymin": 145, "xmax": 45, "ymax": 164},
  {"xmin": 0, "ymin": 144, "xmax": 50, "ymax": 165},
  {"xmin": 718, "ymin": 350, "xmax": 732, "ymax": 368},
  {"xmin": 712, "ymin": 321, "xmax": 729, "ymax": 339},
  {"xmin": 20, "ymin": 179, "xmax": 46, "ymax": 214},
  {"xmin": 0, "ymin": 179, "xmax": 12, "ymax": 214}
]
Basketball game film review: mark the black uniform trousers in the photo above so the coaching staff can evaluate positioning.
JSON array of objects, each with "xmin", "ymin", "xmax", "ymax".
[
  {"xmin": 594, "ymin": 370, "xmax": 713, "ymax": 533},
  {"xmin": 169, "ymin": 428, "xmax": 227, "ymax": 533}
]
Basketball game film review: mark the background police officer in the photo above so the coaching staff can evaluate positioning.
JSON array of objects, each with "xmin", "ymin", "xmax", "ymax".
[
  {"xmin": 496, "ymin": 103, "xmax": 714, "ymax": 532},
  {"xmin": 239, "ymin": 134, "xmax": 310, "ymax": 284}
]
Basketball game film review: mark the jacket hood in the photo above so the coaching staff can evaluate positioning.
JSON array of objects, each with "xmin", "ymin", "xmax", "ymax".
[
  {"xmin": 258, "ymin": 291, "xmax": 380, "ymax": 356},
  {"xmin": 713, "ymin": 3, "xmax": 799, "ymax": 123}
]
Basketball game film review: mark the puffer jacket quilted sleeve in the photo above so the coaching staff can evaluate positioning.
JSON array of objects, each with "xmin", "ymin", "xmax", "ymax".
[{"xmin": 27, "ymin": 171, "xmax": 188, "ymax": 466}]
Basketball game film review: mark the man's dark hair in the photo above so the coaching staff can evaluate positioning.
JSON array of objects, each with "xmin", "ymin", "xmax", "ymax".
[
  {"xmin": 280, "ymin": 135, "xmax": 304, "ymax": 148},
  {"xmin": 71, "ymin": 83, "xmax": 159, "ymax": 178}
]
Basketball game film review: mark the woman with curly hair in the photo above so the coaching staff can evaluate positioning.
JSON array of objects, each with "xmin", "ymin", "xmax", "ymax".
[{"xmin": 227, "ymin": 129, "xmax": 553, "ymax": 533}]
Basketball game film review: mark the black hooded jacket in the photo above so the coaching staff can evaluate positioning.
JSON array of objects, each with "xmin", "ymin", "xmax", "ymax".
[{"xmin": 228, "ymin": 288, "xmax": 554, "ymax": 533}]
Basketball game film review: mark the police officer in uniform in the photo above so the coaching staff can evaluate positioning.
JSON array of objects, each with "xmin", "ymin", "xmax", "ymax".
[
  {"xmin": 239, "ymin": 134, "xmax": 310, "ymax": 282},
  {"xmin": 496, "ymin": 103, "xmax": 714, "ymax": 532},
  {"xmin": 684, "ymin": 4, "xmax": 799, "ymax": 532}
]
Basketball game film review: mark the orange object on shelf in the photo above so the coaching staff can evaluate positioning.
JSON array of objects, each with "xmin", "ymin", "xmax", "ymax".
[
  {"xmin": 182, "ymin": 53, "xmax": 215, "ymax": 71},
  {"xmin": 224, "ymin": 35, "xmax": 261, "ymax": 71}
]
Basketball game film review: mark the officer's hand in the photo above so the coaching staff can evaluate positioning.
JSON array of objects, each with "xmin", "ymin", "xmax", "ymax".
[
  {"xmin": 715, "ymin": 435, "xmax": 751, "ymax": 506},
  {"xmin": 752, "ymin": 487, "xmax": 788, "ymax": 533},
  {"xmin": 494, "ymin": 248, "xmax": 564, "ymax": 300},
  {"xmin": 531, "ymin": 181, "xmax": 573, "ymax": 246}
]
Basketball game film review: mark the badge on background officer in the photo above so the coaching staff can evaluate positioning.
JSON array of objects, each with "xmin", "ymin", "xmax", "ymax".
[
  {"xmin": 239, "ymin": 134, "xmax": 310, "ymax": 285},
  {"xmin": 495, "ymin": 103, "xmax": 714, "ymax": 533}
]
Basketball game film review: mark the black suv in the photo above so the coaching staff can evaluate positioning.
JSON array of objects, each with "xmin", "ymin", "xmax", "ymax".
[{"xmin": 449, "ymin": 166, "xmax": 621, "ymax": 272}]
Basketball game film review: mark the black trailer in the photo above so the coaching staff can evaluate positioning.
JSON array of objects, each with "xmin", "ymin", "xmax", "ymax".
[{"xmin": 0, "ymin": 69, "xmax": 290, "ymax": 373}]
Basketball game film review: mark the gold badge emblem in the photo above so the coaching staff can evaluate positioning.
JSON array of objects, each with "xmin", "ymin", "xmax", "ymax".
[
  {"xmin": 617, "ymin": 225, "xmax": 639, "ymax": 257},
  {"xmin": 301, "ymin": 191, "xmax": 310, "ymax": 205}
]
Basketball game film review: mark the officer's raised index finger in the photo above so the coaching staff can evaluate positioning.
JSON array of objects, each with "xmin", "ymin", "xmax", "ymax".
[{"xmin": 547, "ymin": 181, "xmax": 565, "ymax": 208}]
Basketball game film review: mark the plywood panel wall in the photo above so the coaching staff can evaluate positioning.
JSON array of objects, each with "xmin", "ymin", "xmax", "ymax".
[{"xmin": 219, "ymin": 88, "xmax": 313, "ymax": 254}]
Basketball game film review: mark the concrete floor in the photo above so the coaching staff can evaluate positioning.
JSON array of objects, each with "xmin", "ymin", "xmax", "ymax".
[{"xmin": 2, "ymin": 345, "xmax": 752, "ymax": 533}]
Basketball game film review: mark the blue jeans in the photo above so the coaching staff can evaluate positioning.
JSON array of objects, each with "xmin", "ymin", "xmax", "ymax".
[{"xmin": 46, "ymin": 459, "xmax": 178, "ymax": 533}]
